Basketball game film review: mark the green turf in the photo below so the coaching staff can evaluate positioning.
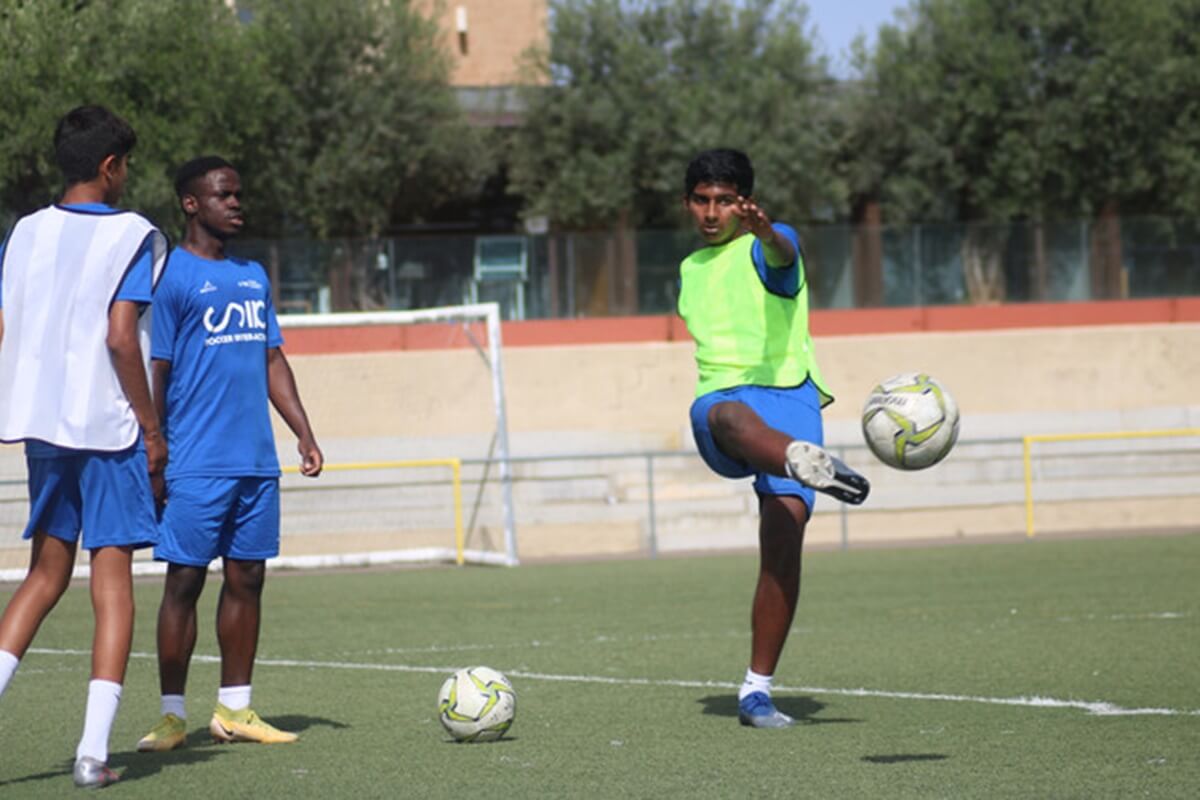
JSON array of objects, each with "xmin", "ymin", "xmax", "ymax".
[{"xmin": 1, "ymin": 533, "xmax": 1198, "ymax": 798}]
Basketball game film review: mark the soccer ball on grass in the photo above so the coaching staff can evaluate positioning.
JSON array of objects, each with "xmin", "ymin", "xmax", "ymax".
[
  {"xmin": 437, "ymin": 666, "xmax": 516, "ymax": 742},
  {"xmin": 861, "ymin": 373, "xmax": 959, "ymax": 470}
]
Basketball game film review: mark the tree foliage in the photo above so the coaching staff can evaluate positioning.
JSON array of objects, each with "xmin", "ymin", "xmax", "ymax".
[
  {"xmin": 241, "ymin": 0, "xmax": 491, "ymax": 237},
  {"xmin": 1, "ymin": 1, "xmax": 275, "ymax": 230},
  {"xmin": 4, "ymin": 0, "xmax": 1200, "ymax": 244},
  {"xmin": 508, "ymin": 0, "xmax": 841, "ymax": 229},
  {"xmin": 0, "ymin": 0, "xmax": 486, "ymax": 237},
  {"xmin": 840, "ymin": 0, "xmax": 1199, "ymax": 223}
]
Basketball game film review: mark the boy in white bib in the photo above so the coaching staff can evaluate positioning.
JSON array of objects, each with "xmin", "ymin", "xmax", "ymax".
[{"xmin": 0, "ymin": 105, "xmax": 167, "ymax": 789}]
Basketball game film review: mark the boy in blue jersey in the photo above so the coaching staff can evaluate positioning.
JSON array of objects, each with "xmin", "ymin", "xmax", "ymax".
[
  {"xmin": 0, "ymin": 106, "xmax": 167, "ymax": 788},
  {"xmin": 136, "ymin": 157, "xmax": 322, "ymax": 751},
  {"xmin": 677, "ymin": 149, "xmax": 869, "ymax": 729}
]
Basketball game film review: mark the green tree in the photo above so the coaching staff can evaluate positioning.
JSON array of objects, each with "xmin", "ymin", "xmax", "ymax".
[
  {"xmin": 1149, "ymin": 0, "xmax": 1200, "ymax": 218},
  {"xmin": 1, "ymin": 0, "xmax": 489, "ymax": 241},
  {"xmin": 509, "ymin": 0, "xmax": 840, "ymax": 230},
  {"xmin": 840, "ymin": 0, "xmax": 1187, "ymax": 301},
  {"xmin": 0, "ymin": 0, "xmax": 271, "ymax": 230},
  {"xmin": 241, "ymin": 0, "xmax": 490, "ymax": 238},
  {"xmin": 844, "ymin": 0, "xmax": 1178, "ymax": 221}
]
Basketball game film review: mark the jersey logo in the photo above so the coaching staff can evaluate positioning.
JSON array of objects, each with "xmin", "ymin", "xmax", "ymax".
[
  {"xmin": 204, "ymin": 300, "xmax": 267, "ymax": 333},
  {"xmin": 199, "ymin": 280, "xmax": 218, "ymax": 294}
]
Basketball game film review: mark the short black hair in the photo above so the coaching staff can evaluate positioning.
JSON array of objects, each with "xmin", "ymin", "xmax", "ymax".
[
  {"xmin": 684, "ymin": 148, "xmax": 754, "ymax": 197},
  {"xmin": 53, "ymin": 105, "xmax": 137, "ymax": 186},
  {"xmin": 174, "ymin": 155, "xmax": 235, "ymax": 198}
]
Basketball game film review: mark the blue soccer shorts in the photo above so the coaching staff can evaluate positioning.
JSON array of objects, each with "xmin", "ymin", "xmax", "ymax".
[
  {"xmin": 23, "ymin": 440, "xmax": 157, "ymax": 551},
  {"xmin": 155, "ymin": 476, "xmax": 281, "ymax": 567},
  {"xmin": 689, "ymin": 380, "xmax": 824, "ymax": 513}
]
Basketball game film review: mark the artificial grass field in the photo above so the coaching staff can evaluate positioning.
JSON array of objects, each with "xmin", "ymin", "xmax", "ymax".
[{"xmin": 0, "ymin": 533, "xmax": 1197, "ymax": 798}]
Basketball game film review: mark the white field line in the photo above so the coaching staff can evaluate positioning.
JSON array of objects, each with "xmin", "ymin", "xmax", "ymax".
[
  {"xmin": 27, "ymin": 648, "xmax": 1200, "ymax": 718},
  {"xmin": 1055, "ymin": 611, "xmax": 1188, "ymax": 622}
]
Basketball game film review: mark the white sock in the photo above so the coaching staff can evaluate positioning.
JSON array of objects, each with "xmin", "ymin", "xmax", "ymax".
[
  {"xmin": 161, "ymin": 693, "xmax": 186, "ymax": 720},
  {"xmin": 76, "ymin": 679, "xmax": 122, "ymax": 762},
  {"xmin": 218, "ymin": 684, "xmax": 251, "ymax": 711},
  {"xmin": 738, "ymin": 669, "xmax": 773, "ymax": 701},
  {"xmin": 0, "ymin": 649, "xmax": 19, "ymax": 697}
]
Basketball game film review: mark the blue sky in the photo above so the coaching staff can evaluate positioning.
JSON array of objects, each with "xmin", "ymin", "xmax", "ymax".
[{"xmin": 803, "ymin": 0, "xmax": 910, "ymax": 75}]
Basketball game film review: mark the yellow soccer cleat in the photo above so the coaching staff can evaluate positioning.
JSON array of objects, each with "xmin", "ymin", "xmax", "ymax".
[
  {"xmin": 209, "ymin": 703, "xmax": 298, "ymax": 744},
  {"xmin": 137, "ymin": 712, "xmax": 187, "ymax": 752}
]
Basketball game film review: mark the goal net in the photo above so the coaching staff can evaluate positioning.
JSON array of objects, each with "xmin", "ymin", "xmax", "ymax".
[
  {"xmin": 0, "ymin": 302, "xmax": 518, "ymax": 579},
  {"xmin": 274, "ymin": 302, "xmax": 519, "ymax": 568}
]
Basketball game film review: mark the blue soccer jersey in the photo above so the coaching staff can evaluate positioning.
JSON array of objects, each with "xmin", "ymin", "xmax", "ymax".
[{"xmin": 151, "ymin": 248, "xmax": 284, "ymax": 478}]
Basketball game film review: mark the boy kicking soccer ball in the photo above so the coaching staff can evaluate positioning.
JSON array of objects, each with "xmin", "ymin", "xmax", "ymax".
[{"xmin": 676, "ymin": 149, "xmax": 869, "ymax": 728}]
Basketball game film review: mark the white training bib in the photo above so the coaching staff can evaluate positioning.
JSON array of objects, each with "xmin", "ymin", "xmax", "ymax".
[{"xmin": 0, "ymin": 205, "xmax": 167, "ymax": 450}]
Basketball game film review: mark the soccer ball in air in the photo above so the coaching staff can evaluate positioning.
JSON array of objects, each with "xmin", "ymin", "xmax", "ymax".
[
  {"xmin": 861, "ymin": 373, "xmax": 960, "ymax": 470},
  {"xmin": 437, "ymin": 666, "xmax": 516, "ymax": 742}
]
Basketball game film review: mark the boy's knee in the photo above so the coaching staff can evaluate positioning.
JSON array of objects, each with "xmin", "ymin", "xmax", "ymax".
[
  {"xmin": 708, "ymin": 400, "xmax": 750, "ymax": 440},
  {"xmin": 27, "ymin": 565, "xmax": 73, "ymax": 598},
  {"xmin": 223, "ymin": 561, "xmax": 265, "ymax": 598},
  {"xmin": 163, "ymin": 566, "xmax": 207, "ymax": 606}
]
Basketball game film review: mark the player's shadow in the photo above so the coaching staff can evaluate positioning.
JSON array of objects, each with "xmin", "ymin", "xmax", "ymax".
[
  {"xmin": 439, "ymin": 736, "xmax": 520, "ymax": 746},
  {"xmin": 256, "ymin": 714, "xmax": 352, "ymax": 735},
  {"xmin": 0, "ymin": 746, "xmax": 228, "ymax": 791},
  {"xmin": 697, "ymin": 694, "xmax": 862, "ymax": 725},
  {"xmin": 0, "ymin": 766, "xmax": 73, "ymax": 792},
  {"xmin": 109, "ymin": 716, "xmax": 348, "ymax": 784},
  {"xmin": 107, "ymin": 745, "xmax": 227, "ymax": 783},
  {"xmin": 862, "ymin": 754, "xmax": 949, "ymax": 764},
  {"xmin": 0, "ymin": 716, "xmax": 350, "ymax": 789}
]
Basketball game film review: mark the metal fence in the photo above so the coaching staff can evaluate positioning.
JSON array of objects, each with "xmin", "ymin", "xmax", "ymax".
[
  {"xmin": 229, "ymin": 216, "xmax": 1200, "ymax": 321},
  {"xmin": 3, "ymin": 431, "xmax": 1198, "ymax": 576},
  {"xmin": 276, "ymin": 432, "xmax": 1200, "ymax": 562}
]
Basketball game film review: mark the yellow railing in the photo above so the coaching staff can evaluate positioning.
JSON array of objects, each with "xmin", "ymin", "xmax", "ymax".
[
  {"xmin": 1022, "ymin": 429, "xmax": 1200, "ymax": 538},
  {"xmin": 281, "ymin": 458, "xmax": 465, "ymax": 565}
]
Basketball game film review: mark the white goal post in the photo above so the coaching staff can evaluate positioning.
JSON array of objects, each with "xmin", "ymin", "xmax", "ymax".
[{"xmin": 278, "ymin": 302, "xmax": 519, "ymax": 567}]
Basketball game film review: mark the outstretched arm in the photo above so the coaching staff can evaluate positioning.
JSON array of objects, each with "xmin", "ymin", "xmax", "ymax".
[
  {"xmin": 108, "ymin": 301, "xmax": 167, "ymax": 500},
  {"xmin": 267, "ymin": 347, "xmax": 322, "ymax": 477}
]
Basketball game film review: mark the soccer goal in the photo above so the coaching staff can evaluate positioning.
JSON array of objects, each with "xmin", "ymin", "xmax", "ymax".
[{"xmin": 275, "ymin": 302, "xmax": 519, "ymax": 567}]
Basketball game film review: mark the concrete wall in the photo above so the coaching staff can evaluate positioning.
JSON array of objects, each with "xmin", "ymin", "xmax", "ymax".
[
  {"xmin": 264, "ymin": 321, "xmax": 1200, "ymax": 561},
  {"xmin": 2, "ymin": 317, "xmax": 1197, "ymax": 570},
  {"xmin": 283, "ymin": 322, "xmax": 1200, "ymax": 448}
]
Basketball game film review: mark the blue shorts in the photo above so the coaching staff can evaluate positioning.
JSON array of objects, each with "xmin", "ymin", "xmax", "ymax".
[
  {"xmin": 690, "ymin": 381, "xmax": 824, "ymax": 512},
  {"xmin": 23, "ymin": 441, "xmax": 157, "ymax": 551},
  {"xmin": 155, "ymin": 476, "xmax": 280, "ymax": 567}
]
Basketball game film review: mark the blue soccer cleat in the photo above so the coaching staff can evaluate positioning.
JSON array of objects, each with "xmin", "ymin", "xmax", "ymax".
[{"xmin": 737, "ymin": 691, "xmax": 795, "ymax": 729}]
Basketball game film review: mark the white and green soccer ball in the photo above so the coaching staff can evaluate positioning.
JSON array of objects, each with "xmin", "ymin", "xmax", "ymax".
[
  {"xmin": 861, "ymin": 373, "xmax": 960, "ymax": 470},
  {"xmin": 437, "ymin": 666, "xmax": 516, "ymax": 742}
]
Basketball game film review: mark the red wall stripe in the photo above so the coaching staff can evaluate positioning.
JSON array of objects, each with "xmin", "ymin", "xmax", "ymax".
[{"xmin": 280, "ymin": 298, "xmax": 1200, "ymax": 355}]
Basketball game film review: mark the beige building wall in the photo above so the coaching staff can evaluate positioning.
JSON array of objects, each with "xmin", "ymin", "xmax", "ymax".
[{"xmin": 419, "ymin": 0, "xmax": 548, "ymax": 86}]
